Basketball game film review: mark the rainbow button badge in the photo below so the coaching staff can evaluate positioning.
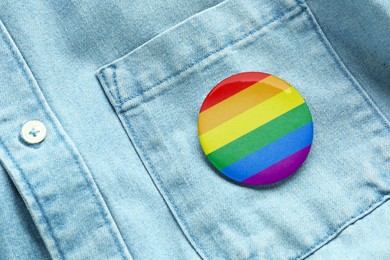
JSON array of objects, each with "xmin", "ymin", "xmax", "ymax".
[{"xmin": 198, "ymin": 72, "xmax": 313, "ymax": 186}]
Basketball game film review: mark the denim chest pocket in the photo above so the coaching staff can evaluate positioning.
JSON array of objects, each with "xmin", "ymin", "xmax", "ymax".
[{"xmin": 97, "ymin": 0, "xmax": 390, "ymax": 258}]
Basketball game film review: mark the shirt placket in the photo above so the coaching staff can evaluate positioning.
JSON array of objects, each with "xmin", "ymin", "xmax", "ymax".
[{"xmin": 0, "ymin": 21, "xmax": 132, "ymax": 260}]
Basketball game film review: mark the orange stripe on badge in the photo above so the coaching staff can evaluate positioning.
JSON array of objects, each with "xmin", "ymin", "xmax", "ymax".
[
  {"xmin": 198, "ymin": 76, "xmax": 292, "ymax": 135},
  {"xmin": 199, "ymin": 72, "xmax": 270, "ymax": 112}
]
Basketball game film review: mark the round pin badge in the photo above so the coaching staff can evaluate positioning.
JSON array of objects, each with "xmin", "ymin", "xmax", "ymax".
[{"xmin": 198, "ymin": 72, "xmax": 313, "ymax": 186}]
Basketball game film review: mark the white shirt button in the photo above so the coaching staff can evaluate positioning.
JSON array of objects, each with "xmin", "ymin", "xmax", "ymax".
[{"xmin": 21, "ymin": 120, "xmax": 47, "ymax": 144}]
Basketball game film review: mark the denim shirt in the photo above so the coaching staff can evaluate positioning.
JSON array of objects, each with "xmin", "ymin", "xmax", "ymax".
[{"xmin": 0, "ymin": 0, "xmax": 390, "ymax": 259}]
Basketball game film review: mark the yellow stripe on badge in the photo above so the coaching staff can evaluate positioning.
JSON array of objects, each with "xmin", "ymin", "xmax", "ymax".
[
  {"xmin": 198, "ymin": 76, "xmax": 292, "ymax": 135},
  {"xmin": 199, "ymin": 87, "xmax": 305, "ymax": 155}
]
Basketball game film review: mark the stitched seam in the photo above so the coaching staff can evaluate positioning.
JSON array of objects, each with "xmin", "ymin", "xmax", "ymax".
[
  {"xmin": 112, "ymin": 64, "xmax": 122, "ymax": 105},
  {"xmin": 99, "ymin": 64, "xmax": 120, "ymax": 107},
  {"xmin": 120, "ymin": 111, "xmax": 209, "ymax": 259},
  {"xmin": 118, "ymin": 4, "xmax": 302, "ymax": 111},
  {"xmin": 0, "ymin": 25, "xmax": 129, "ymax": 259}
]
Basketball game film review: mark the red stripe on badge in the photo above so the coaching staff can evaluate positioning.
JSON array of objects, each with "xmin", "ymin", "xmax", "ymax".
[{"xmin": 200, "ymin": 72, "xmax": 270, "ymax": 112}]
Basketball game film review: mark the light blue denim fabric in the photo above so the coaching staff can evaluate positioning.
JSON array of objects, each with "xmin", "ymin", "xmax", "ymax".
[{"xmin": 0, "ymin": 0, "xmax": 389, "ymax": 259}]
